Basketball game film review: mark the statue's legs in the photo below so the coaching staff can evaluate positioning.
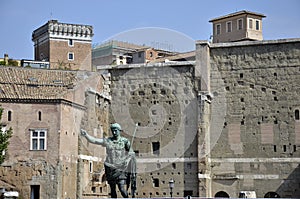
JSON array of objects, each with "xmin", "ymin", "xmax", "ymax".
[
  {"xmin": 109, "ymin": 180, "xmax": 128, "ymax": 198},
  {"xmin": 109, "ymin": 182, "xmax": 118, "ymax": 198},
  {"xmin": 118, "ymin": 179, "xmax": 128, "ymax": 198}
]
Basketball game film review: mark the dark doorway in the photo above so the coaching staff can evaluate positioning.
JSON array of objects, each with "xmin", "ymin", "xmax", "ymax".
[
  {"xmin": 30, "ymin": 185, "xmax": 40, "ymax": 199},
  {"xmin": 264, "ymin": 192, "xmax": 280, "ymax": 198},
  {"xmin": 215, "ymin": 191, "xmax": 230, "ymax": 198},
  {"xmin": 184, "ymin": 190, "xmax": 193, "ymax": 197}
]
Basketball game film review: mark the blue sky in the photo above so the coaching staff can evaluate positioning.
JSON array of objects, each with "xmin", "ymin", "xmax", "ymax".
[{"xmin": 1, "ymin": 0, "xmax": 299, "ymax": 59}]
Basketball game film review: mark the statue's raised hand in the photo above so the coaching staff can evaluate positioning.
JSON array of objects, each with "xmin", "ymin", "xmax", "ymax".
[{"xmin": 80, "ymin": 129, "xmax": 87, "ymax": 136}]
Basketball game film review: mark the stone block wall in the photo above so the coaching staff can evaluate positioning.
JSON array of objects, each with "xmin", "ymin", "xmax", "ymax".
[
  {"xmin": 106, "ymin": 62, "xmax": 199, "ymax": 197},
  {"xmin": 207, "ymin": 39, "xmax": 300, "ymax": 198}
]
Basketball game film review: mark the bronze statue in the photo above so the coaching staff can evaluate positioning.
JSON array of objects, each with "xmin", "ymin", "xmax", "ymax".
[{"xmin": 81, "ymin": 123, "xmax": 137, "ymax": 198}]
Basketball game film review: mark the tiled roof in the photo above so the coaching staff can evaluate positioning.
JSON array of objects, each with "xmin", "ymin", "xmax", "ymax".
[
  {"xmin": 209, "ymin": 10, "xmax": 266, "ymax": 22},
  {"xmin": 0, "ymin": 66, "xmax": 78, "ymax": 100}
]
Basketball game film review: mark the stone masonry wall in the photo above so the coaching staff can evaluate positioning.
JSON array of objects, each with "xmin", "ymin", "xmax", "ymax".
[
  {"xmin": 208, "ymin": 39, "xmax": 300, "ymax": 198},
  {"xmin": 107, "ymin": 63, "xmax": 199, "ymax": 197},
  {"xmin": 0, "ymin": 102, "xmax": 61, "ymax": 198}
]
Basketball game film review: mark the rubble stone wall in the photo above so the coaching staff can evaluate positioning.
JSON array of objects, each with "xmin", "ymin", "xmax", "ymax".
[{"xmin": 208, "ymin": 39, "xmax": 300, "ymax": 198}]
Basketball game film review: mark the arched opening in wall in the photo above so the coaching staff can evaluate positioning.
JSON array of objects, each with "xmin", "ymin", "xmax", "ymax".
[
  {"xmin": 215, "ymin": 191, "xmax": 230, "ymax": 198},
  {"xmin": 264, "ymin": 192, "xmax": 280, "ymax": 198},
  {"xmin": 295, "ymin": 109, "xmax": 300, "ymax": 120}
]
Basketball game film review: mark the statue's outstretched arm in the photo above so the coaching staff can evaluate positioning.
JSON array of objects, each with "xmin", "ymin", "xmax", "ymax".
[{"xmin": 80, "ymin": 129, "xmax": 105, "ymax": 145}]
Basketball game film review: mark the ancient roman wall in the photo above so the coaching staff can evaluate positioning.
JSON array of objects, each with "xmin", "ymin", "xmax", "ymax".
[
  {"xmin": 105, "ymin": 62, "xmax": 200, "ymax": 197},
  {"xmin": 206, "ymin": 39, "xmax": 300, "ymax": 198}
]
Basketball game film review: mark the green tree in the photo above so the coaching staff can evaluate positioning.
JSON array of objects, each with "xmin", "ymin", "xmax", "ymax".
[{"xmin": 0, "ymin": 106, "xmax": 13, "ymax": 164}]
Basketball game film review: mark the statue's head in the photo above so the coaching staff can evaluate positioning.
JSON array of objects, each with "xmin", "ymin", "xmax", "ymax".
[{"xmin": 110, "ymin": 123, "xmax": 122, "ymax": 137}]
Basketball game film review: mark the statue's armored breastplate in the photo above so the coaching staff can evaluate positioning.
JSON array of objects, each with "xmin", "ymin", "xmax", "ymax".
[{"xmin": 105, "ymin": 137, "xmax": 129, "ymax": 164}]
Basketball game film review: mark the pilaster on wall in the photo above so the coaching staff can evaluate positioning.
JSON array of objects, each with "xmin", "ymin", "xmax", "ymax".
[
  {"xmin": 195, "ymin": 40, "xmax": 212, "ymax": 197},
  {"xmin": 195, "ymin": 40, "xmax": 210, "ymax": 92}
]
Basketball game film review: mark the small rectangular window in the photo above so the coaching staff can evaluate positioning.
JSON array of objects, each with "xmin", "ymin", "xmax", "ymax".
[
  {"xmin": 89, "ymin": 161, "xmax": 93, "ymax": 173},
  {"xmin": 187, "ymin": 162, "xmax": 192, "ymax": 169},
  {"xmin": 295, "ymin": 109, "xmax": 300, "ymax": 120},
  {"xmin": 226, "ymin": 21, "xmax": 232, "ymax": 32},
  {"xmin": 216, "ymin": 24, "xmax": 221, "ymax": 35},
  {"xmin": 249, "ymin": 19, "xmax": 253, "ymax": 29},
  {"xmin": 152, "ymin": 142, "xmax": 160, "ymax": 155},
  {"xmin": 238, "ymin": 19, "xmax": 243, "ymax": 30},
  {"xmin": 283, "ymin": 145, "xmax": 287, "ymax": 152},
  {"xmin": 256, "ymin": 20, "xmax": 260, "ymax": 30},
  {"xmin": 153, "ymin": 178, "xmax": 159, "ymax": 187},
  {"xmin": 134, "ymin": 150, "xmax": 139, "ymax": 156},
  {"xmin": 30, "ymin": 129, "xmax": 47, "ymax": 150},
  {"xmin": 8, "ymin": 111, "xmax": 12, "ymax": 121},
  {"xmin": 68, "ymin": 52, "xmax": 74, "ymax": 60},
  {"xmin": 69, "ymin": 39, "xmax": 73, "ymax": 46},
  {"xmin": 138, "ymin": 52, "xmax": 142, "ymax": 58},
  {"xmin": 38, "ymin": 111, "xmax": 42, "ymax": 121}
]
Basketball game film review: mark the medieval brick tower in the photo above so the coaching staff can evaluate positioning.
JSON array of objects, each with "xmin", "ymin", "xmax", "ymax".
[{"xmin": 32, "ymin": 20, "xmax": 93, "ymax": 71}]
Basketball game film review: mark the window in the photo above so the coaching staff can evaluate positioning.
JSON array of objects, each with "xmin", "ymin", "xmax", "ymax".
[
  {"xmin": 226, "ymin": 21, "xmax": 232, "ymax": 32},
  {"xmin": 283, "ymin": 145, "xmax": 287, "ymax": 152},
  {"xmin": 238, "ymin": 19, "xmax": 243, "ymax": 30},
  {"xmin": 153, "ymin": 178, "xmax": 159, "ymax": 187},
  {"xmin": 7, "ymin": 111, "xmax": 12, "ymax": 121},
  {"xmin": 216, "ymin": 24, "xmax": 221, "ymax": 35},
  {"xmin": 256, "ymin": 20, "xmax": 260, "ymax": 30},
  {"xmin": 68, "ymin": 52, "xmax": 74, "ymax": 60},
  {"xmin": 138, "ymin": 52, "xmax": 142, "ymax": 58},
  {"xmin": 295, "ymin": 109, "xmax": 300, "ymax": 120},
  {"xmin": 30, "ymin": 129, "xmax": 47, "ymax": 150},
  {"xmin": 68, "ymin": 39, "xmax": 73, "ymax": 46},
  {"xmin": 187, "ymin": 162, "xmax": 192, "ymax": 169},
  {"xmin": 38, "ymin": 111, "xmax": 42, "ymax": 121},
  {"xmin": 152, "ymin": 142, "xmax": 160, "ymax": 155},
  {"xmin": 134, "ymin": 150, "xmax": 139, "ymax": 156},
  {"xmin": 172, "ymin": 163, "xmax": 176, "ymax": 169},
  {"xmin": 249, "ymin": 19, "xmax": 253, "ymax": 29},
  {"xmin": 89, "ymin": 161, "xmax": 93, "ymax": 173}
]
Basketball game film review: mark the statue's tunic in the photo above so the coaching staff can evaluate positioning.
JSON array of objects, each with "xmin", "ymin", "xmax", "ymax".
[{"xmin": 103, "ymin": 136, "xmax": 131, "ymax": 183}]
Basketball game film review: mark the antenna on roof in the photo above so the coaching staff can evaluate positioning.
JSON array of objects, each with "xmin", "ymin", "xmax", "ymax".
[{"xmin": 50, "ymin": 12, "xmax": 53, "ymax": 19}]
